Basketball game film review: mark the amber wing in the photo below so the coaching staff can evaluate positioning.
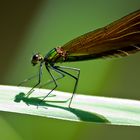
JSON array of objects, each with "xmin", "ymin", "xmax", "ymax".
[{"xmin": 61, "ymin": 9, "xmax": 140, "ymax": 62}]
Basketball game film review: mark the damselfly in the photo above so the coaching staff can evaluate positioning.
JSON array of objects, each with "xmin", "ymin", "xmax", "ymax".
[{"xmin": 19, "ymin": 9, "xmax": 140, "ymax": 107}]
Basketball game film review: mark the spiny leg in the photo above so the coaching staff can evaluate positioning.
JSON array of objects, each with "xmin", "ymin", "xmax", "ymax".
[
  {"xmin": 18, "ymin": 74, "xmax": 38, "ymax": 86},
  {"xmin": 38, "ymin": 66, "xmax": 58, "ymax": 105},
  {"xmin": 38, "ymin": 66, "xmax": 65, "ymax": 88},
  {"xmin": 26, "ymin": 63, "xmax": 43, "ymax": 97},
  {"xmin": 52, "ymin": 65, "xmax": 80, "ymax": 108}
]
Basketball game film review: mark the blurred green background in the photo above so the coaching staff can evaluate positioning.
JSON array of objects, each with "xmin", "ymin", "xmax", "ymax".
[{"xmin": 0, "ymin": 0, "xmax": 140, "ymax": 139}]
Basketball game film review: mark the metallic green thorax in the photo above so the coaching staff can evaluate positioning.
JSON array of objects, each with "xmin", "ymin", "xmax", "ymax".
[{"xmin": 44, "ymin": 47, "xmax": 67, "ymax": 65}]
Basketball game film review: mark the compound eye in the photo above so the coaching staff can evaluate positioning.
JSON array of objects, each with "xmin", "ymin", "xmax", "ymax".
[{"xmin": 33, "ymin": 54, "xmax": 39, "ymax": 60}]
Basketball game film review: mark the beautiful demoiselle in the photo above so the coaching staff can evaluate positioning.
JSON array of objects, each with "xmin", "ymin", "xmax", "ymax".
[{"xmin": 19, "ymin": 9, "xmax": 140, "ymax": 107}]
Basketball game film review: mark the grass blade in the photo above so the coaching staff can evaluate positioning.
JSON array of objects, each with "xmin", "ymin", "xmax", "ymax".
[{"xmin": 0, "ymin": 85, "xmax": 140, "ymax": 126}]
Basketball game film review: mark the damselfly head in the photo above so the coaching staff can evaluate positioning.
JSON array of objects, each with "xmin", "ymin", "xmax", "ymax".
[{"xmin": 31, "ymin": 53, "xmax": 43, "ymax": 66}]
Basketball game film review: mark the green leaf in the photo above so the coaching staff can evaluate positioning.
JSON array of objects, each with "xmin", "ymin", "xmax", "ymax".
[{"xmin": 0, "ymin": 85, "xmax": 140, "ymax": 126}]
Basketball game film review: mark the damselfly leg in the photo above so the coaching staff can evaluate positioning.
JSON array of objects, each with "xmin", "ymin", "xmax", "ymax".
[
  {"xmin": 26, "ymin": 63, "xmax": 43, "ymax": 97},
  {"xmin": 51, "ymin": 65, "xmax": 80, "ymax": 107},
  {"xmin": 18, "ymin": 74, "xmax": 38, "ymax": 86}
]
